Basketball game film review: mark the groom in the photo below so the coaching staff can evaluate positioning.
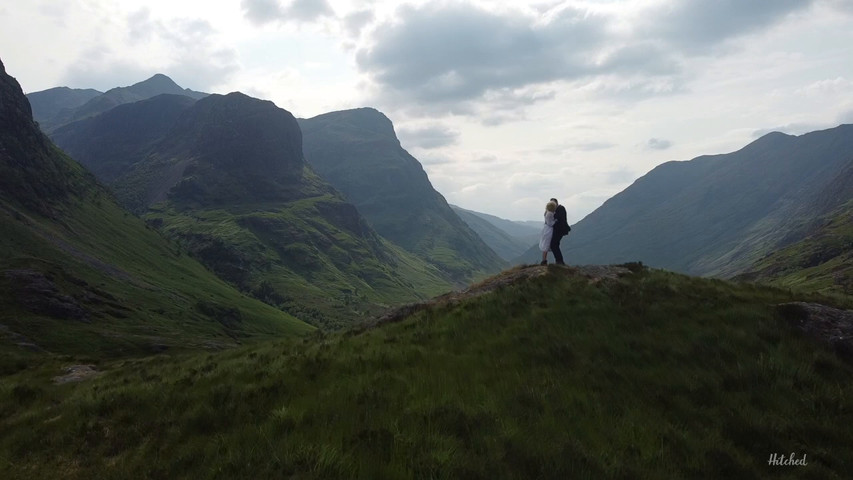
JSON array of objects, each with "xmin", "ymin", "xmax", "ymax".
[{"xmin": 550, "ymin": 198, "xmax": 570, "ymax": 265}]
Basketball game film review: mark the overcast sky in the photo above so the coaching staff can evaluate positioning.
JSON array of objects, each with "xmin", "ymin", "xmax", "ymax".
[{"xmin": 2, "ymin": 0, "xmax": 852, "ymax": 222}]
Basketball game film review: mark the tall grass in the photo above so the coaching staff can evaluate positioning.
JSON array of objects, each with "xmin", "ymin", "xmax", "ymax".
[{"xmin": 2, "ymin": 267, "xmax": 851, "ymax": 479}]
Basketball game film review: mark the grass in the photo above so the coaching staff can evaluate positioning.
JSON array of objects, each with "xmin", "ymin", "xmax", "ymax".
[
  {"xmin": 0, "ymin": 181, "xmax": 312, "ymax": 360},
  {"xmin": 2, "ymin": 266, "xmax": 851, "ymax": 479},
  {"xmin": 739, "ymin": 201, "xmax": 853, "ymax": 298},
  {"xmin": 143, "ymin": 191, "xmax": 455, "ymax": 329}
]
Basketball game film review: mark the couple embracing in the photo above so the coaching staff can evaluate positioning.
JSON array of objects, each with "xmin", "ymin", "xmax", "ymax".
[{"xmin": 539, "ymin": 198, "xmax": 570, "ymax": 265}]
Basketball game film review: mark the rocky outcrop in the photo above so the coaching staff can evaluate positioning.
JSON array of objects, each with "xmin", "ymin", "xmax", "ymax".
[
  {"xmin": 4, "ymin": 269, "xmax": 89, "ymax": 321},
  {"xmin": 776, "ymin": 302, "xmax": 853, "ymax": 358}
]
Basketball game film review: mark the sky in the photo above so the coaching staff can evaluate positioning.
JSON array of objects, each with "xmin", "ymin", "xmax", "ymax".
[{"xmin": 2, "ymin": 0, "xmax": 852, "ymax": 222}]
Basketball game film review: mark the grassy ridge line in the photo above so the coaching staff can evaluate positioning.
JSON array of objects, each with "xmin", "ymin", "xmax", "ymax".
[{"xmin": 2, "ymin": 267, "xmax": 851, "ymax": 479}]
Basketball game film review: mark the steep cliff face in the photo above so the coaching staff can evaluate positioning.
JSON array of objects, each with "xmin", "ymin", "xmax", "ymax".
[
  {"xmin": 300, "ymin": 108, "xmax": 506, "ymax": 282},
  {"xmin": 0, "ymin": 59, "xmax": 90, "ymax": 215},
  {"xmin": 156, "ymin": 92, "xmax": 307, "ymax": 208}
]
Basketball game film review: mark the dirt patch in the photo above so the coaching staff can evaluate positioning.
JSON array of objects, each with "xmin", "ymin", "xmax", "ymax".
[{"xmin": 53, "ymin": 365, "xmax": 101, "ymax": 384}]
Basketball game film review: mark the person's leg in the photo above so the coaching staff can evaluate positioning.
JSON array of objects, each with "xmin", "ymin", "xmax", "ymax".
[
  {"xmin": 550, "ymin": 234, "xmax": 564, "ymax": 264},
  {"xmin": 540, "ymin": 249, "xmax": 548, "ymax": 265}
]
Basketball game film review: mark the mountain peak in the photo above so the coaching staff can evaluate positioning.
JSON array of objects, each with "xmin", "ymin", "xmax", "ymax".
[
  {"xmin": 305, "ymin": 107, "xmax": 397, "ymax": 140},
  {"xmin": 125, "ymin": 74, "xmax": 186, "ymax": 98}
]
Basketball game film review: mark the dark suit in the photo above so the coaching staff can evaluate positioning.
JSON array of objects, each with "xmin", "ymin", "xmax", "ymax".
[{"xmin": 551, "ymin": 205, "xmax": 568, "ymax": 264}]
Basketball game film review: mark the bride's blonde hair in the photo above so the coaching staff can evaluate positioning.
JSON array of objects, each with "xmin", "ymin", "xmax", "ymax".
[{"xmin": 546, "ymin": 201, "xmax": 557, "ymax": 212}]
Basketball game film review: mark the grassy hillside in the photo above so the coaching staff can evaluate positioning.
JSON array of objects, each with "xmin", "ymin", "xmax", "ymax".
[
  {"xmin": 737, "ymin": 200, "xmax": 853, "ymax": 297},
  {"xmin": 3, "ymin": 265, "xmax": 852, "ymax": 479},
  {"xmin": 0, "ymin": 182, "xmax": 313, "ymax": 358},
  {"xmin": 144, "ymin": 174, "xmax": 454, "ymax": 329},
  {"xmin": 1, "ymin": 58, "xmax": 311, "ymax": 360}
]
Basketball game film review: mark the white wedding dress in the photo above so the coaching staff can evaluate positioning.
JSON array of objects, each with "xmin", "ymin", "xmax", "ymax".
[{"xmin": 539, "ymin": 211, "xmax": 555, "ymax": 252}]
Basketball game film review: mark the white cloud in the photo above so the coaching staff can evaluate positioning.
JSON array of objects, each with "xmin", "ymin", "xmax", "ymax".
[
  {"xmin": 241, "ymin": 0, "xmax": 335, "ymax": 26},
  {"xmin": 398, "ymin": 125, "xmax": 460, "ymax": 149},
  {"xmin": 3, "ymin": 0, "xmax": 852, "ymax": 224},
  {"xmin": 795, "ymin": 77, "xmax": 853, "ymax": 96},
  {"xmin": 646, "ymin": 138, "xmax": 673, "ymax": 150}
]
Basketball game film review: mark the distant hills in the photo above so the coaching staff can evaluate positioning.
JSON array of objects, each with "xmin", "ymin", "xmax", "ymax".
[
  {"xmin": 47, "ymin": 90, "xmax": 454, "ymax": 328},
  {"xmin": 299, "ymin": 108, "xmax": 506, "ymax": 282},
  {"xmin": 449, "ymin": 205, "xmax": 539, "ymax": 261},
  {"xmin": 0, "ymin": 58, "xmax": 311, "ymax": 356},
  {"xmin": 565, "ymin": 125, "xmax": 853, "ymax": 287},
  {"xmin": 27, "ymin": 74, "xmax": 206, "ymax": 132}
]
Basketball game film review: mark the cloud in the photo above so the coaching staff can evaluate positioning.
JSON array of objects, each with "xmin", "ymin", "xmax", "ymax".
[
  {"xmin": 646, "ymin": 138, "xmax": 673, "ymax": 150},
  {"xmin": 636, "ymin": 0, "xmax": 816, "ymax": 54},
  {"xmin": 241, "ymin": 0, "xmax": 334, "ymax": 26},
  {"xmin": 356, "ymin": 1, "xmax": 818, "ymax": 119},
  {"xmin": 343, "ymin": 9, "xmax": 374, "ymax": 38},
  {"xmin": 823, "ymin": 0, "xmax": 853, "ymax": 14},
  {"xmin": 575, "ymin": 141, "xmax": 616, "ymax": 152},
  {"xmin": 838, "ymin": 109, "xmax": 853, "ymax": 124},
  {"xmin": 606, "ymin": 167, "xmax": 636, "ymax": 185},
  {"xmin": 795, "ymin": 77, "xmax": 853, "ymax": 96},
  {"xmin": 752, "ymin": 122, "xmax": 828, "ymax": 138},
  {"xmin": 61, "ymin": 9, "xmax": 238, "ymax": 91},
  {"xmin": 418, "ymin": 154, "xmax": 454, "ymax": 166},
  {"xmin": 542, "ymin": 141, "xmax": 616, "ymax": 154},
  {"xmin": 398, "ymin": 125, "xmax": 460, "ymax": 149},
  {"xmin": 357, "ymin": 3, "xmax": 608, "ymax": 105},
  {"xmin": 62, "ymin": 47, "xmax": 153, "ymax": 90}
]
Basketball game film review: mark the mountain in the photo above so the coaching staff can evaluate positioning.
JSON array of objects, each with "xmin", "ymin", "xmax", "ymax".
[
  {"xmin": 0, "ymin": 58, "xmax": 311, "ymax": 358},
  {"xmin": 565, "ymin": 125, "xmax": 853, "ymax": 277},
  {"xmin": 49, "ymin": 93, "xmax": 454, "ymax": 328},
  {"xmin": 50, "ymin": 94, "xmax": 197, "ymax": 183},
  {"xmin": 28, "ymin": 74, "xmax": 207, "ymax": 132},
  {"xmin": 450, "ymin": 205, "xmax": 539, "ymax": 261},
  {"xmin": 299, "ymin": 108, "xmax": 506, "ymax": 282},
  {"xmin": 736, "ymin": 158, "xmax": 853, "ymax": 295},
  {"xmin": 26, "ymin": 86, "xmax": 102, "ymax": 126},
  {"xmin": 5, "ymin": 264, "xmax": 852, "ymax": 478},
  {"xmin": 452, "ymin": 206, "xmax": 542, "ymax": 239}
]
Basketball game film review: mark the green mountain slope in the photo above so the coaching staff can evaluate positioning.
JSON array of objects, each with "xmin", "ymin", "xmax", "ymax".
[
  {"xmin": 3, "ymin": 265, "xmax": 851, "ymax": 478},
  {"xmin": 450, "ymin": 204, "xmax": 537, "ymax": 261},
  {"xmin": 565, "ymin": 125, "xmax": 853, "ymax": 277},
  {"xmin": 50, "ymin": 92, "xmax": 453, "ymax": 328},
  {"xmin": 737, "ymin": 199, "xmax": 853, "ymax": 296},
  {"xmin": 0, "ymin": 58, "xmax": 312, "ymax": 358},
  {"xmin": 299, "ymin": 108, "xmax": 506, "ymax": 283}
]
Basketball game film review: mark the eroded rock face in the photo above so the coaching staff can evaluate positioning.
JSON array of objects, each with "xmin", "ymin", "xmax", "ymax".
[
  {"xmin": 776, "ymin": 302, "xmax": 853, "ymax": 358},
  {"xmin": 4, "ymin": 269, "xmax": 89, "ymax": 321}
]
